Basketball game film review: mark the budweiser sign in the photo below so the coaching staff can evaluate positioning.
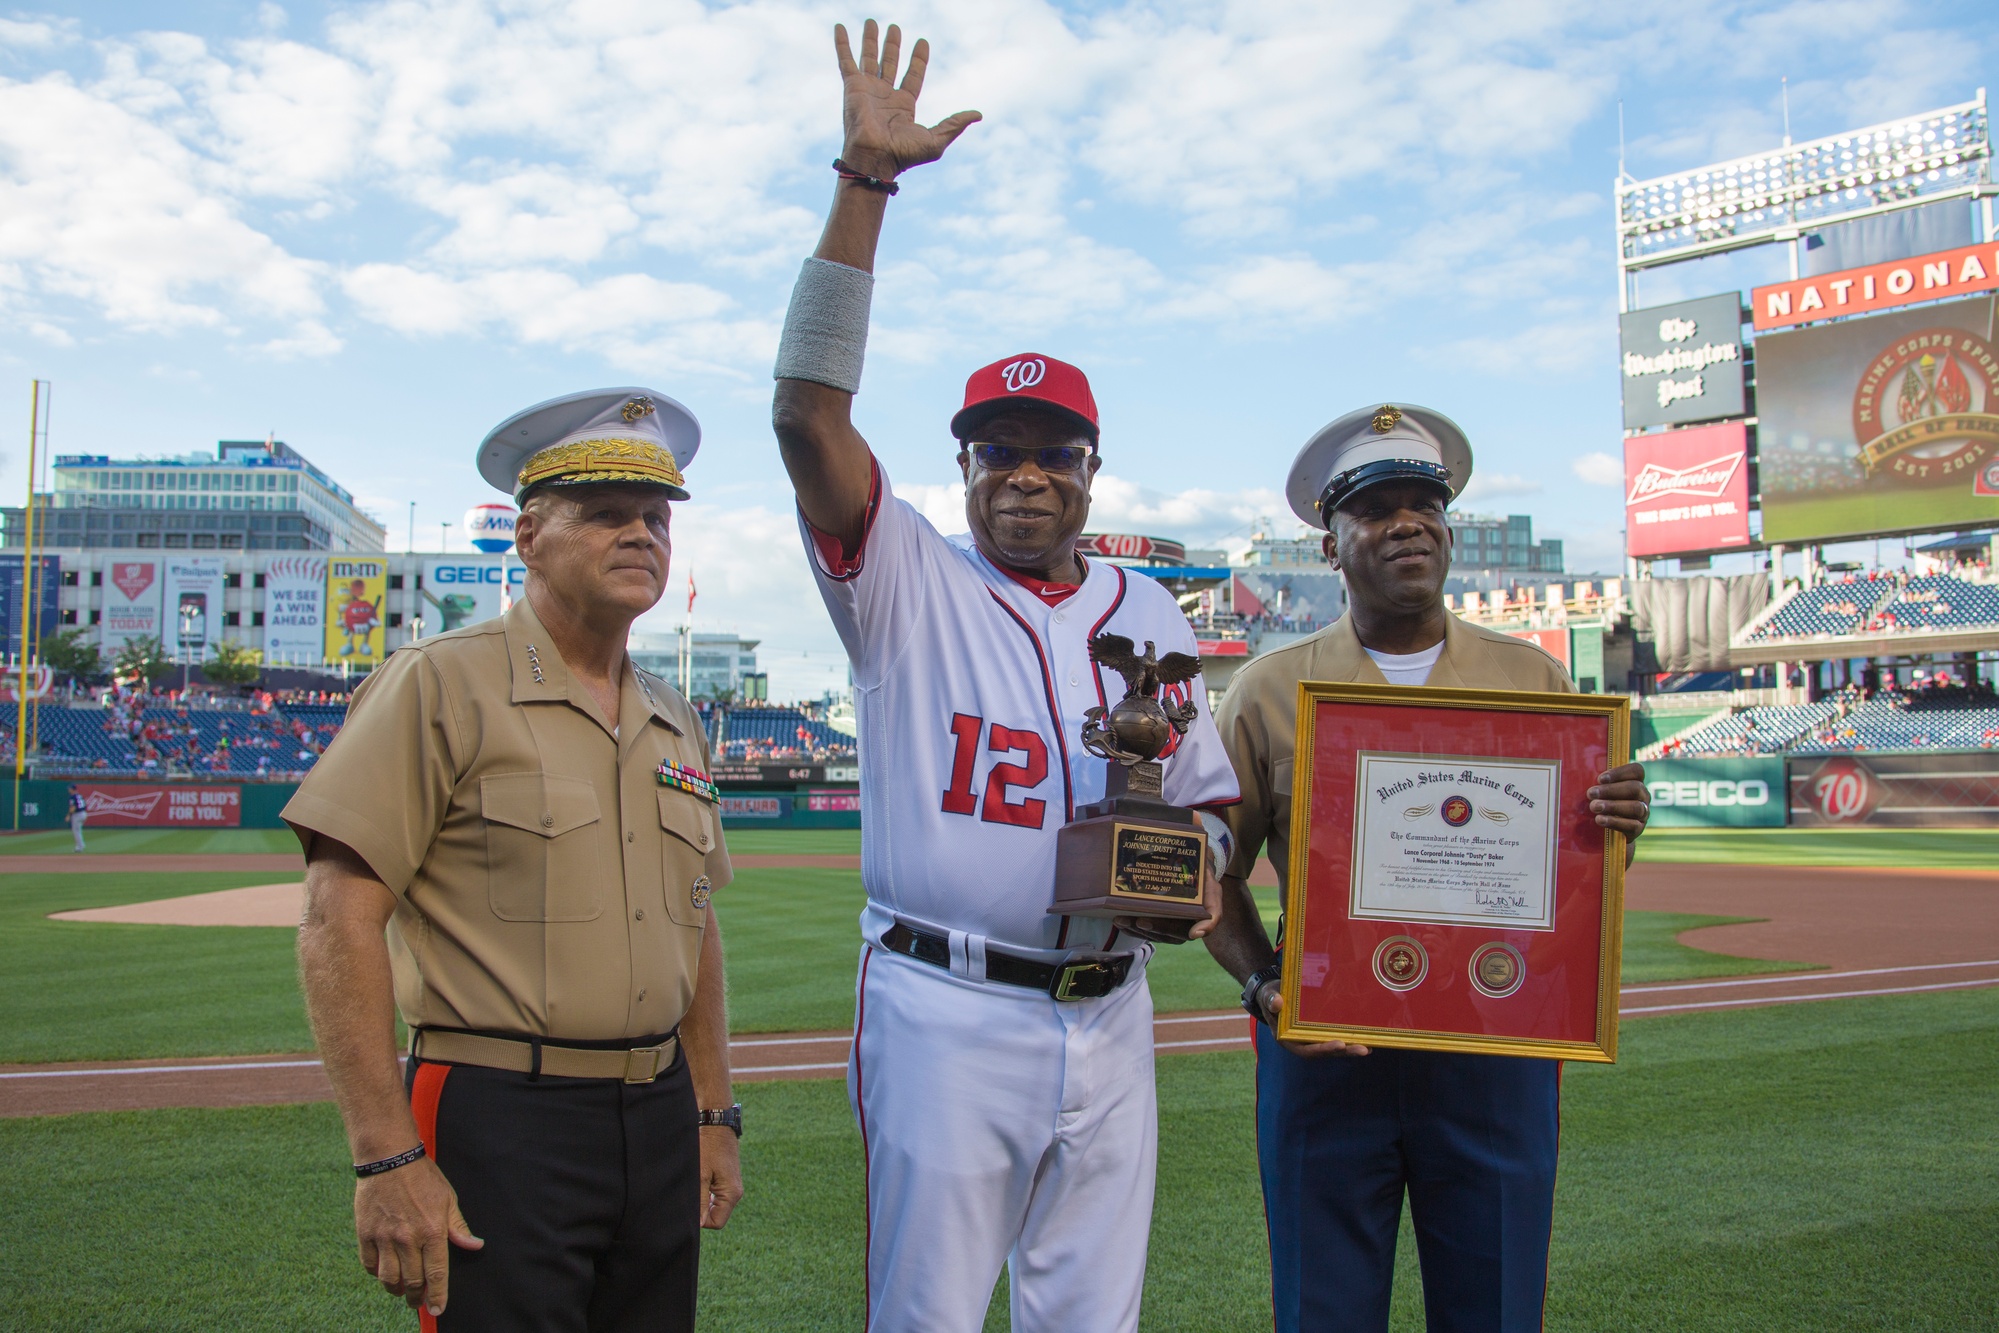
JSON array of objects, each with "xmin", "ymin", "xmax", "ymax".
[
  {"xmin": 1626, "ymin": 451, "xmax": 1744, "ymax": 505},
  {"xmin": 1622, "ymin": 420, "xmax": 1753, "ymax": 559},
  {"xmin": 73, "ymin": 784, "xmax": 242, "ymax": 827}
]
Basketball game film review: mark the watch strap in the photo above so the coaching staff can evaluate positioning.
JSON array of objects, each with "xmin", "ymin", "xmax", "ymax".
[
  {"xmin": 1241, "ymin": 963, "xmax": 1283, "ymax": 1026},
  {"xmin": 698, "ymin": 1103, "xmax": 743, "ymax": 1137}
]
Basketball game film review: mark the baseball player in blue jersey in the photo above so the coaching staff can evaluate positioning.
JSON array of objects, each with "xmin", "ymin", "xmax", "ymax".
[{"xmin": 769, "ymin": 20, "xmax": 1240, "ymax": 1333}]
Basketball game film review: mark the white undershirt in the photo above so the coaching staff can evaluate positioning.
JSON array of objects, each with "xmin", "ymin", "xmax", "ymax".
[{"xmin": 1363, "ymin": 641, "xmax": 1444, "ymax": 687}]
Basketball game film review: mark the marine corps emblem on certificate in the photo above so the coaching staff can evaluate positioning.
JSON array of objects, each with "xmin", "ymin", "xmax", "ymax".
[{"xmin": 1277, "ymin": 682, "xmax": 1630, "ymax": 1063}]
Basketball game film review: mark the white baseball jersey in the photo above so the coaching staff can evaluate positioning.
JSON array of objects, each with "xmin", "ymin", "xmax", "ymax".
[{"xmin": 802, "ymin": 460, "xmax": 1241, "ymax": 956}]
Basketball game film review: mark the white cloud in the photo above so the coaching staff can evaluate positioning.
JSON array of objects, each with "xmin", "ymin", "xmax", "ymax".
[
  {"xmin": 1572, "ymin": 451, "xmax": 1622, "ymax": 486},
  {"xmin": 1457, "ymin": 472, "xmax": 1542, "ymax": 505}
]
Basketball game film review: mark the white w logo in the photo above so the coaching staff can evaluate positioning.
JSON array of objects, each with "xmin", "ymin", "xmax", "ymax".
[{"xmin": 1001, "ymin": 359, "xmax": 1046, "ymax": 392}]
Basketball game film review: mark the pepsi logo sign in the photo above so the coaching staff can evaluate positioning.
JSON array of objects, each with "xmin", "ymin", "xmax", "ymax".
[{"xmin": 1001, "ymin": 358, "xmax": 1046, "ymax": 393}]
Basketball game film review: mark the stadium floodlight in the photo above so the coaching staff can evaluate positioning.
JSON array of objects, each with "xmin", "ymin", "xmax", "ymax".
[{"xmin": 1616, "ymin": 91, "xmax": 1991, "ymax": 275}]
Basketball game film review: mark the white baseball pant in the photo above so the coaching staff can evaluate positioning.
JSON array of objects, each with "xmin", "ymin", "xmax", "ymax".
[{"xmin": 849, "ymin": 944, "xmax": 1158, "ymax": 1333}]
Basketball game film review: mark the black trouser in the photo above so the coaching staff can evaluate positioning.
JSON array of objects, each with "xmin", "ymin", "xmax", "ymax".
[{"xmin": 406, "ymin": 1050, "xmax": 699, "ymax": 1332}]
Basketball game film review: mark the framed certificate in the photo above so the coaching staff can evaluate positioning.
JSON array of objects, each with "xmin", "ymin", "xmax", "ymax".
[{"xmin": 1277, "ymin": 682, "xmax": 1630, "ymax": 1062}]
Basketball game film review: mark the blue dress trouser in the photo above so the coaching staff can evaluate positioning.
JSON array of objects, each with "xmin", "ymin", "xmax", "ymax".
[{"xmin": 1254, "ymin": 1024, "xmax": 1561, "ymax": 1333}]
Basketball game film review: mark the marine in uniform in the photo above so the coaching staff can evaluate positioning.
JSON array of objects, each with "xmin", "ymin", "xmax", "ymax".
[
  {"xmin": 292, "ymin": 388, "xmax": 742, "ymax": 1331},
  {"xmin": 1202, "ymin": 404, "xmax": 1652, "ymax": 1333}
]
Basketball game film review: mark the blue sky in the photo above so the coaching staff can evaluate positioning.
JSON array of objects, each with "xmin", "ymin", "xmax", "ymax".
[{"xmin": 1, "ymin": 1, "xmax": 1993, "ymax": 696}]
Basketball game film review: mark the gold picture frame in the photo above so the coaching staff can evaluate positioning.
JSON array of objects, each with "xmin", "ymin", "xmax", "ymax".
[{"xmin": 1278, "ymin": 680, "xmax": 1631, "ymax": 1063}]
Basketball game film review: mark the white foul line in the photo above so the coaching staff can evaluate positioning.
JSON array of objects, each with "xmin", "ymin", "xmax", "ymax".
[
  {"xmin": 0, "ymin": 1058, "xmax": 326, "ymax": 1081},
  {"xmin": 1622, "ymin": 958, "xmax": 1999, "ymax": 996},
  {"xmin": 1622, "ymin": 976, "xmax": 1999, "ymax": 1015}
]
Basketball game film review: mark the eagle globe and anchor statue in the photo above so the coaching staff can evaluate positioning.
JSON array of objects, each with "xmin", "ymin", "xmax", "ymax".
[{"xmin": 1050, "ymin": 634, "xmax": 1213, "ymax": 933}]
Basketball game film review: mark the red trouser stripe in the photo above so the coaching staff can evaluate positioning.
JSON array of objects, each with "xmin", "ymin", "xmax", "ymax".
[{"xmin": 411, "ymin": 1062, "xmax": 450, "ymax": 1333}]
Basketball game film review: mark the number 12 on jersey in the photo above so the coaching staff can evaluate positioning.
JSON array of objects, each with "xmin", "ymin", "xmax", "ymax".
[{"xmin": 941, "ymin": 713, "xmax": 1049, "ymax": 830}]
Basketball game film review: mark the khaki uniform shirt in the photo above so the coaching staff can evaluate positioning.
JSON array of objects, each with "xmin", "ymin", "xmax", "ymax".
[
  {"xmin": 284, "ymin": 597, "xmax": 731, "ymax": 1041},
  {"xmin": 1217, "ymin": 613, "xmax": 1573, "ymax": 897}
]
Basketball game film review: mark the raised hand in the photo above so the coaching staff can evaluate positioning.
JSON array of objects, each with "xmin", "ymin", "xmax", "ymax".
[{"xmin": 834, "ymin": 19, "xmax": 981, "ymax": 180}]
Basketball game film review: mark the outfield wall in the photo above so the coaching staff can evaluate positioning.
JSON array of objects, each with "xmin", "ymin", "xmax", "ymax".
[{"xmin": 1644, "ymin": 757, "xmax": 1786, "ymax": 827}]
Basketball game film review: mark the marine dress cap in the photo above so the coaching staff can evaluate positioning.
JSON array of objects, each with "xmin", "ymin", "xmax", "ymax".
[
  {"xmin": 1285, "ymin": 402, "xmax": 1472, "ymax": 530},
  {"xmin": 951, "ymin": 352, "xmax": 1100, "ymax": 444},
  {"xmin": 478, "ymin": 387, "xmax": 701, "ymax": 504}
]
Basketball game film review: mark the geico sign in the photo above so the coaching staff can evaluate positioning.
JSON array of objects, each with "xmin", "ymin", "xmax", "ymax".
[
  {"xmin": 1648, "ymin": 779, "xmax": 1769, "ymax": 807},
  {"xmin": 430, "ymin": 565, "xmax": 524, "ymax": 585}
]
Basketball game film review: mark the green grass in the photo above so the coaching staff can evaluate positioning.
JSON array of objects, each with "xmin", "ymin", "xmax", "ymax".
[
  {"xmin": 1637, "ymin": 826, "xmax": 1999, "ymax": 868},
  {"xmin": 4, "ymin": 988, "xmax": 1993, "ymax": 1330},
  {"xmin": 0, "ymin": 872, "xmax": 311, "ymax": 1062},
  {"xmin": 2, "ymin": 861, "xmax": 1810, "ymax": 1060},
  {"xmin": 722, "ymin": 828, "xmax": 861, "ymax": 855},
  {"xmin": 0, "ymin": 827, "xmax": 302, "ymax": 856},
  {"xmin": 1617, "ymin": 911, "xmax": 1815, "ymax": 984}
]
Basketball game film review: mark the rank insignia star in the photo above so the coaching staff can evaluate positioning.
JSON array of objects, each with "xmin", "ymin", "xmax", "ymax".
[{"xmin": 656, "ymin": 760, "xmax": 718, "ymax": 803}]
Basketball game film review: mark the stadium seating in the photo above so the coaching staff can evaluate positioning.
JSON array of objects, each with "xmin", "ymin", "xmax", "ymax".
[
  {"xmin": 1863, "ymin": 575, "xmax": 1999, "ymax": 633},
  {"xmin": 1743, "ymin": 576, "xmax": 1894, "ymax": 641},
  {"xmin": 715, "ymin": 706, "xmax": 852, "ymax": 759},
  {"xmin": 1655, "ymin": 702, "xmax": 1841, "ymax": 756}
]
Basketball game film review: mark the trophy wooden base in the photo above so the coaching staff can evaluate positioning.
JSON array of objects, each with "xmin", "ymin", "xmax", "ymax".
[{"xmin": 1050, "ymin": 802, "xmax": 1208, "ymax": 921}]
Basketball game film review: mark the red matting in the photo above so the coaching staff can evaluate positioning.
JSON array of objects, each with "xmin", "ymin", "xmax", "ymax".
[{"xmin": 1292, "ymin": 699, "xmax": 1614, "ymax": 1051}]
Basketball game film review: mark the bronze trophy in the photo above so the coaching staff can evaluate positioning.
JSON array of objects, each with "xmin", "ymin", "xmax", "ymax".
[{"xmin": 1050, "ymin": 635, "xmax": 1211, "ymax": 934}]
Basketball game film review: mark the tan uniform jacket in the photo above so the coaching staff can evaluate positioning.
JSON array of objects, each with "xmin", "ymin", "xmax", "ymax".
[
  {"xmin": 1216, "ymin": 613, "xmax": 1574, "ymax": 898},
  {"xmin": 284, "ymin": 596, "xmax": 731, "ymax": 1041}
]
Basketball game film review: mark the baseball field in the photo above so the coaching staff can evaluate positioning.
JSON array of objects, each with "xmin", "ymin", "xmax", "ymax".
[{"xmin": 2, "ymin": 826, "xmax": 1995, "ymax": 1330}]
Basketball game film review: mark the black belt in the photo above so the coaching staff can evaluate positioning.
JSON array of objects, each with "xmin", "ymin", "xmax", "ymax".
[{"xmin": 880, "ymin": 922, "xmax": 1134, "ymax": 1002}]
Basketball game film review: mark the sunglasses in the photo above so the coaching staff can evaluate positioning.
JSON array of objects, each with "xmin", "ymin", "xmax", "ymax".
[{"xmin": 968, "ymin": 442, "xmax": 1094, "ymax": 474}]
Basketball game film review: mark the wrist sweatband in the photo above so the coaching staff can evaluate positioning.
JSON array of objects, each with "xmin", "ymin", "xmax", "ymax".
[
  {"xmin": 773, "ymin": 257, "xmax": 875, "ymax": 394},
  {"xmin": 354, "ymin": 1144, "xmax": 426, "ymax": 1178}
]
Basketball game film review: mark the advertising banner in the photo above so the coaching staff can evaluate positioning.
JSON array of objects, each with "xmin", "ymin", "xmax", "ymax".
[
  {"xmin": 1757, "ymin": 296, "xmax": 1999, "ymax": 544},
  {"xmin": 325, "ymin": 557, "xmax": 388, "ymax": 666},
  {"xmin": 262, "ymin": 555, "xmax": 326, "ymax": 667},
  {"xmin": 1753, "ymin": 239, "xmax": 1999, "ymax": 332},
  {"xmin": 419, "ymin": 558, "xmax": 522, "ymax": 634},
  {"xmin": 1506, "ymin": 627, "xmax": 1571, "ymax": 670},
  {"xmin": 1643, "ymin": 756, "xmax": 1785, "ymax": 828},
  {"xmin": 1789, "ymin": 752, "xmax": 1999, "ymax": 828},
  {"xmin": 1618, "ymin": 293, "xmax": 1747, "ymax": 429},
  {"xmin": 805, "ymin": 788, "xmax": 862, "ymax": 813},
  {"xmin": 73, "ymin": 783, "xmax": 242, "ymax": 827},
  {"xmin": 163, "ymin": 557, "xmax": 227, "ymax": 662},
  {"xmin": 103, "ymin": 560, "xmax": 163, "ymax": 650},
  {"xmin": 1624, "ymin": 420, "xmax": 1754, "ymax": 558},
  {"xmin": 0, "ymin": 555, "xmax": 60, "ymax": 660},
  {"xmin": 719, "ymin": 795, "xmax": 786, "ymax": 820}
]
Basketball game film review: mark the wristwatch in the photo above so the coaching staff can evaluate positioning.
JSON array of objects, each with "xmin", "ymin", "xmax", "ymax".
[
  {"xmin": 1241, "ymin": 963, "xmax": 1283, "ymax": 1026},
  {"xmin": 697, "ymin": 1104, "xmax": 743, "ymax": 1137}
]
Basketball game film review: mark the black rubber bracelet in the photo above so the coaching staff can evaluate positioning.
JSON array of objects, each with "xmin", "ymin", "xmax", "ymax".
[
  {"xmin": 832, "ymin": 158, "xmax": 900, "ymax": 195},
  {"xmin": 354, "ymin": 1144, "xmax": 426, "ymax": 1178}
]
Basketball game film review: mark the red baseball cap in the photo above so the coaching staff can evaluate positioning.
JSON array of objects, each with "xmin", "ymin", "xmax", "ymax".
[{"xmin": 950, "ymin": 353, "xmax": 1100, "ymax": 444}]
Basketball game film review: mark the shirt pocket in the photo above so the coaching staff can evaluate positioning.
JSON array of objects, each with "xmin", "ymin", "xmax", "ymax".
[
  {"xmin": 480, "ymin": 773, "xmax": 604, "ymax": 922},
  {"xmin": 658, "ymin": 790, "xmax": 718, "ymax": 927}
]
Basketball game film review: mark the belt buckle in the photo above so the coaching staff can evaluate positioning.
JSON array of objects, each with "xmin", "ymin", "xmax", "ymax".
[
  {"xmin": 623, "ymin": 1042, "xmax": 671, "ymax": 1084},
  {"xmin": 1051, "ymin": 959, "xmax": 1111, "ymax": 1002}
]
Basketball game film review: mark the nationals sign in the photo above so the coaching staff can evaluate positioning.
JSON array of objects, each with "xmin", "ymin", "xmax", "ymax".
[
  {"xmin": 1622, "ymin": 420, "xmax": 1752, "ymax": 558},
  {"xmin": 1753, "ymin": 241, "xmax": 1999, "ymax": 332},
  {"xmin": 74, "ymin": 784, "xmax": 242, "ymax": 827}
]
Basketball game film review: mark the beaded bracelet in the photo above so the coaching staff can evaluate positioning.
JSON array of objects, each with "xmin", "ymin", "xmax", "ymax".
[{"xmin": 354, "ymin": 1143, "xmax": 427, "ymax": 1178}]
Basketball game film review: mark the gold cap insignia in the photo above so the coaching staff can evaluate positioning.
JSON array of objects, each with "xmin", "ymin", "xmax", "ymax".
[
  {"xmin": 516, "ymin": 436, "xmax": 687, "ymax": 500},
  {"xmin": 1371, "ymin": 405, "xmax": 1403, "ymax": 434},
  {"xmin": 621, "ymin": 396, "xmax": 656, "ymax": 423}
]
